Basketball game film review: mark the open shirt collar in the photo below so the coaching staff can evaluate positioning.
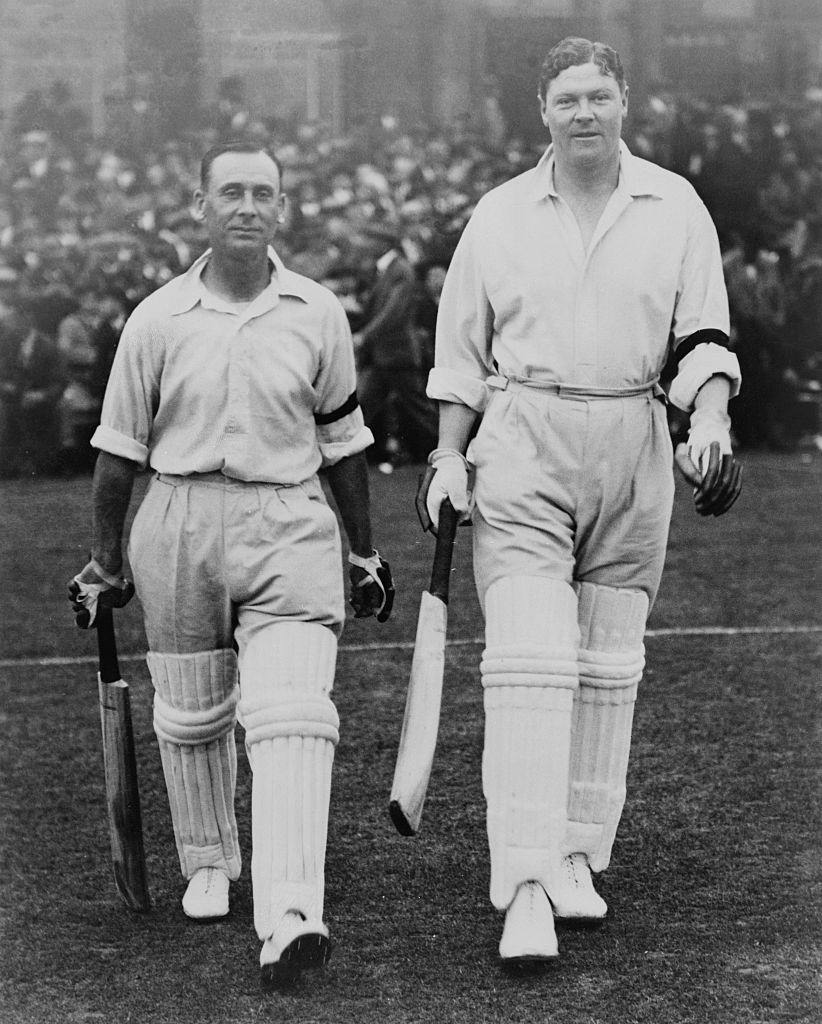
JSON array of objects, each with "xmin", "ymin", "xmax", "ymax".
[
  {"xmin": 529, "ymin": 140, "xmax": 664, "ymax": 202},
  {"xmin": 166, "ymin": 246, "xmax": 312, "ymax": 316}
]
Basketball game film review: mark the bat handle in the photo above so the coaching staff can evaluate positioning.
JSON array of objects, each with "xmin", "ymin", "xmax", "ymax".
[
  {"xmin": 429, "ymin": 500, "xmax": 459, "ymax": 603},
  {"xmin": 96, "ymin": 606, "xmax": 122, "ymax": 684}
]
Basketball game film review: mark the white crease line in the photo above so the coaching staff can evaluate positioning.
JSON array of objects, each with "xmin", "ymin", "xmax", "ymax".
[{"xmin": 2, "ymin": 625, "xmax": 820, "ymax": 670}]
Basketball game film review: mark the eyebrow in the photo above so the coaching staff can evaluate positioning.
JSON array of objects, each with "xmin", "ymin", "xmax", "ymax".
[
  {"xmin": 216, "ymin": 181, "xmax": 277, "ymax": 191},
  {"xmin": 553, "ymin": 85, "xmax": 617, "ymax": 99}
]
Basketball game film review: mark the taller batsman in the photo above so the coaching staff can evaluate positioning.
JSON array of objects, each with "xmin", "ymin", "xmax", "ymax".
[
  {"xmin": 421, "ymin": 38, "xmax": 742, "ymax": 962},
  {"xmin": 68, "ymin": 142, "xmax": 394, "ymax": 984}
]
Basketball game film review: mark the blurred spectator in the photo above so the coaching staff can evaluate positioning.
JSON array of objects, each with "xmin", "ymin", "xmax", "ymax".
[
  {"xmin": 55, "ymin": 287, "xmax": 126, "ymax": 473},
  {"xmin": 209, "ymin": 76, "xmax": 252, "ymax": 138},
  {"xmin": 725, "ymin": 240, "xmax": 788, "ymax": 448},
  {"xmin": 413, "ymin": 258, "xmax": 449, "ymax": 373},
  {"xmin": 480, "ymin": 76, "xmax": 508, "ymax": 152},
  {"xmin": 0, "ymin": 269, "xmax": 28, "ymax": 477},
  {"xmin": 0, "ymin": 295, "xmax": 64, "ymax": 476},
  {"xmin": 12, "ymin": 82, "xmax": 89, "ymax": 153},
  {"xmin": 354, "ymin": 223, "xmax": 438, "ymax": 470}
]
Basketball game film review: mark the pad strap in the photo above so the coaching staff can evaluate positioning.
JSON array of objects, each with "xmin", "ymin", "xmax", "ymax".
[
  {"xmin": 153, "ymin": 688, "xmax": 239, "ymax": 744},
  {"xmin": 242, "ymin": 697, "xmax": 340, "ymax": 747}
]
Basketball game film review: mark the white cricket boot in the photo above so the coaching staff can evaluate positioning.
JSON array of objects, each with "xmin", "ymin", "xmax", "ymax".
[
  {"xmin": 550, "ymin": 853, "xmax": 608, "ymax": 923},
  {"xmin": 259, "ymin": 911, "xmax": 332, "ymax": 987},
  {"xmin": 182, "ymin": 867, "xmax": 230, "ymax": 920},
  {"xmin": 499, "ymin": 881, "xmax": 559, "ymax": 963}
]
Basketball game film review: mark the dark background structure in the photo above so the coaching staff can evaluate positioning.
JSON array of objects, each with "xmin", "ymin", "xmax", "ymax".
[{"xmin": 2, "ymin": 0, "xmax": 821, "ymax": 138}]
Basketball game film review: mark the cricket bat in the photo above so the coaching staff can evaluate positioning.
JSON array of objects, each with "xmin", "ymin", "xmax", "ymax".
[
  {"xmin": 96, "ymin": 605, "xmax": 151, "ymax": 912},
  {"xmin": 389, "ymin": 499, "xmax": 459, "ymax": 836}
]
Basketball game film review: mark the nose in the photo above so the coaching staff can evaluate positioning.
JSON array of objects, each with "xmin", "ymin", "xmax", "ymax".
[
  {"xmin": 238, "ymin": 189, "xmax": 256, "ymax": 215},
  {"xmin": 574, "ymin": 99, "xmax": 594, "ymax": 120}
]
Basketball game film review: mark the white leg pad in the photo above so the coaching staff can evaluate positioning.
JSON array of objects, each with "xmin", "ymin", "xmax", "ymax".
[
  {"xmin": 481, "ymin": 576, "xmax": 579, "ymax": 910},
  {"xmin": 148, "ymin": 648, "xmax": 241, "ymax": 880},
  {"xmin": 566, "ymin": 583, "xmax": 649, "ymax": 871},
  {"xmin": 238, "ymin": 622, "xmax": 339, "ymax": 941}
]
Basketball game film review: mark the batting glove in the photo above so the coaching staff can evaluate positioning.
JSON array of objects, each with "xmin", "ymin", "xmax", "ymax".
[
  {"xmin": 674, "ymin": 407, "xmax": 743, "ymax": 517},
  {"xmin": 68, "ymin": 558, "xmax": 135, "ymax": 629},
  {"xmin": 686, "ymin": 407, "xmax": 733, "ymax": 478},
  {"xmin": 416, "ymin": 448, "xmax": 472, "ymax": 534},
  {"xmin": 348, "ymin": 550, "xmax": 395, "ymax": 623}
]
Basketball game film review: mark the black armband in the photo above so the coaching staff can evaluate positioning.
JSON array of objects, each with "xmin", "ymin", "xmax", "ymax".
[
  {"xmin": 314, "ymin": 391, "xmax": 359, "ymax": 425},
  {"xmin": 674, "ymin": 328, "xmax": 730, "ymax": 365}
]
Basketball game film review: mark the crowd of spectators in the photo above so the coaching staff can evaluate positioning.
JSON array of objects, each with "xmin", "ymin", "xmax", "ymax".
[{"xmin": 0, "ymin": 79, "xmax": 820, "ymax": 477}]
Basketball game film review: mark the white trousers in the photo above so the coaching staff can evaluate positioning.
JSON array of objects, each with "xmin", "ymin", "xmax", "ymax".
[{"xmin": 471, "ymin": 382, "xmax": 675, "ymax": 605}]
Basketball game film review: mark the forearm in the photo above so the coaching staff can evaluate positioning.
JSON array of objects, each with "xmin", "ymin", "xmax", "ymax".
[
  {"xmin": 91, "ymin": 451, "xmax": 138, "ymax": 574},
  {"xmin": 436, "ymin": 401, "xmax": 479, "ymax": 455},
  {"xmin": 324, "ymin": 450, "xmax": 374, "ymax": 558},
  {"xmin": 692, "ymin": 373, "xmax": 732, "ymax": 414}
]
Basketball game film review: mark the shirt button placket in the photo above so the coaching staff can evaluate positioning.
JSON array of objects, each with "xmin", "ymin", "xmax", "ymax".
[
  {"xmin": 574, "ymin": 267, "xmax": 597, "ymax": 386},
  {"xmin": 224, "ymin": 323, "xmax": 248, "ymax": 468}
]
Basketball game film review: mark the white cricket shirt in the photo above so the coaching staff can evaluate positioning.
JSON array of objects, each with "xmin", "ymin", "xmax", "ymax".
[
  {"xmin": 92, "ymin": 247, "xmax": 373, "ymax": 483},
  {"xmin": 429, "ymin": 141, "xmax": 739, "ymax": 412}
]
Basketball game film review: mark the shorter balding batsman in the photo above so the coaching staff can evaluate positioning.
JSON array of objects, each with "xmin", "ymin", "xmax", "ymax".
[
  {"xmin": 419, "ymin": 37, "xmax": 742, "ymax": 963},
  {"xmin": 69, "ymin": 142, "xmax": 394, "ymax": 986}
]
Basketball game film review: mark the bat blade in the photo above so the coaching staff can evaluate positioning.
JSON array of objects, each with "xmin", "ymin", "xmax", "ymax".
[
  {"xmin": 96, "ymin": 607, "xmax": 151, "ymax": 912},
  {"xmin": 98, "ymin": 675, "xmax": 151, "ymax": 911},
  {"xmin": 389, "ymin": 589, "xmax": 448, "ymax": 836}
]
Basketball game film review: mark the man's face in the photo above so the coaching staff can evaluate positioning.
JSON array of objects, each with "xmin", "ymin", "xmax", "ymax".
[
  {"xmin": 194, "ymin": 151, "xmax": 284, "ymax": 256},
  {"xmin": 539, "ymin": 63, "xmax": 627, "ymax": 168}
]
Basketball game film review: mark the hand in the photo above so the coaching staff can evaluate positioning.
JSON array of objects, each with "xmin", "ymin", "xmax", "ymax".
[
  {"xmin": 348, "ymin": 550, "xmax": 395, "ymax": 622},
  {"xmin": 68, "ymin": 558, "xmax": 135, "ymax": 628},
  {"xmin": 674, "ymin": 407, "xmax": 742, "ymax": 517},
  {"xmin": 416, "ymin": 448, "xmax": 472, "ymax": 534}
]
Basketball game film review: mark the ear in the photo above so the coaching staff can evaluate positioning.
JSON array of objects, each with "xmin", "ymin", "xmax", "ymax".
[
  {"xmin": 538, "ymin": 93, "xmax": 549, "ymax": 128},
  {"xmin": 622, "ymin": 85, "xmax": 629, "ymax": 118},
  {"xmin": 276, "ymin": 193, "xmax": 287, "ymax": 224},
  {"xmin": 192, "ymin": 187, "xmax": 206, "ymax": 222}
]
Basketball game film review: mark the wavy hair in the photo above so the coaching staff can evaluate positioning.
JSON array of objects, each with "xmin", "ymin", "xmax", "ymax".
[
  {"xmin": 199, "ymin": 142, "xmax": 283, "ymax": 189},
  {"xmin": 538, "ymin": 37, "xmax": 626, "ymax": 100}
]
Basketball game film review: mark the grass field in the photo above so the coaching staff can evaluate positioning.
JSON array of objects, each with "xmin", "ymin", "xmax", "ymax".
[{"xmin": 1, "ymin": 450, "xmax": 820, "ymax": 1024}]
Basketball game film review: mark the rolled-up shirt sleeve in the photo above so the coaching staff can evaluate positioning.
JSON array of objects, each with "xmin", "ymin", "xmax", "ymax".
[
  {"xmin": 668, "ymin": 192, "xmax": 741, "ymax": 411},
  {"xmin": 90, "ymin": 315, "xmax": 163, "ymax": 467},
  {"xmin": 314, "ymin": 296, "xmax": 374, "ymax": 466},
  {"xmin": 427, "ymin": 207, "xmax": 496, "ymax": 413}
]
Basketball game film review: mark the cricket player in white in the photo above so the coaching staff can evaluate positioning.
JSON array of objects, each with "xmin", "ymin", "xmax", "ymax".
[
  {"xmin": 420, "ymin": 37, "xmax": 743, "ymax": 962},
  {"xmin": 69, "ymin": 142, "xmax": 394, "ymax": 986}
]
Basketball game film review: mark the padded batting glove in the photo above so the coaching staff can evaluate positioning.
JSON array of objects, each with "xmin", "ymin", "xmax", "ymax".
[
  {"xmin": 674, "ymin": 407, "xmax": 743, "ymax": 517},
  {"xmin": 68, "ymin": 558, "xmax": 135, "ymax": 629},
  {"xmin": 416, "ymin": 448, "xmax": 472, "ymax": 534},
  {"xmin": 348, "ymin": 550, "xmax": 395, "ymax": 622},
  {"xmin": 686, "ymin": 407, "xmax": 732, "ymax": 476}
]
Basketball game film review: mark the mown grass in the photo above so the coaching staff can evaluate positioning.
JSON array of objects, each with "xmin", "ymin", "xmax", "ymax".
[{"xmin": 1, "ymin": 451, "xmax": 820, "ymax": 1023}]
